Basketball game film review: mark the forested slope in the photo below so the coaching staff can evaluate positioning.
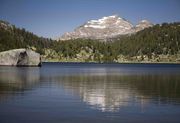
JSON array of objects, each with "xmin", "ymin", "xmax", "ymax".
[{"xmin": 0, "ymin": 20, "xmax": 180, "ymax": 63}]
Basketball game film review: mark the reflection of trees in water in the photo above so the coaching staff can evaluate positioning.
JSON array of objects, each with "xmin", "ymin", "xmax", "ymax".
[
  {"xmin": 0, "ymin": 65, "xmax": 180, "ymax": 112},
  {"xmin": 0, "ymin": 67, "xmax": 40, "ymax": 101},
  {"xmin": 130, "ymin": 74, "xmax": 180, "ymax": 102},
  {"xmin": 55, "ymin": 73, "xmax": 180, "ymax": 112}
]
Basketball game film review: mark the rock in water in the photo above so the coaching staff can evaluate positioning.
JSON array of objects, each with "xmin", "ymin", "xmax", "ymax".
[{"xmin": 0, "ymin": 49, "xmax": 41, "ymax": 66}]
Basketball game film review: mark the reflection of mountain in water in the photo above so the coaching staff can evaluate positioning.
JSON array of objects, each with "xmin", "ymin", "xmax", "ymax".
[
  {"xmin": 81, "ymin": 85, "xmax": 132, "ymax": 112},
  {"xmin": 55, "ymin": 73, "xmax": 180, "ymax": 112},
  {"xmin": 0, "ymin": 64, "xmax": 180, "ymax": 112}
]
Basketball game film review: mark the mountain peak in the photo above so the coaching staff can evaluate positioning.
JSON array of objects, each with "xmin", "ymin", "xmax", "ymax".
[
  {"xmin": 59, "ymin": 15, "xmax": 153, "ymax": 41},
  {"xmin": 82, "ymin": 15, "xmax": 133, "ymax": 30},
  {"xmin": 140, "ymin": 20, "xmax": 150, "ymax": 23},
  {"xmin": 135, "ymin": 20, "xmax": 153, "ymax": 31}
]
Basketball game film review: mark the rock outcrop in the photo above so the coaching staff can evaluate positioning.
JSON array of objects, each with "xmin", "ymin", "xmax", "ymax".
[
  {"xmin": 135, "ymin": 20, "xmax": 153, "ymax": 32},
  {"xmin": 0, "ymin": 49, "xmax": 41, "ymax": 66},
  {"xmin": 0, "ymin": 20, "xmax": 13, "ymax": 31},
  {"xmin": 59, "ymin": 15, "xmax": 153, "ymax": 41}
]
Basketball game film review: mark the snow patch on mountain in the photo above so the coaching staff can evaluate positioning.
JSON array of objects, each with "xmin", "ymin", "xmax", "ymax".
[{"xmin": 59, "ymin": 15, "xmax": 153, "ymax": 41}]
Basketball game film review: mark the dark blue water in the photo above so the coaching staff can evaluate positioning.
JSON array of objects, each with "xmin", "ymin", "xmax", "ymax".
[{"xmin": 0, "ymin": 62, "xmax": 180, "ymax": 123}]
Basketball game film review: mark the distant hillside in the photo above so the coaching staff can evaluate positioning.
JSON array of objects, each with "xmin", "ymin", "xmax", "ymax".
[
  {"xmin": 0, "ymin": 20, "xmax": 53, "ymax": 54},
  {"xmin": 52, "ymin": 22, "xmax": 180, "ymax": 62},
  {"xmin": 0, "ymin": 20, "xmax": 180, "ymax": 63},
  {"xmin": 112, "ymin": 22, "xmax": 180, "ymax": 57}
]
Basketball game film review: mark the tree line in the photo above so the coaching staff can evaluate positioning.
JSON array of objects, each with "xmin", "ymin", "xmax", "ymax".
[{"xmin": 0, "ymin": 20, "xmax": 180, "ymax": 62}]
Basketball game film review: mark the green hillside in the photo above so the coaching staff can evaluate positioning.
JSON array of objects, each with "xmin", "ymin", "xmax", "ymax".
[
  {"xmin": 0, "ymin": 20, "xmax": 53, "ymax": 54},
  {"xmin": 0, "ymin": 20, "xmax": 180, "ymax": 63},
  {"xmin": 52, "ymin": 22, "xmax": 180, "ymax": 62}
]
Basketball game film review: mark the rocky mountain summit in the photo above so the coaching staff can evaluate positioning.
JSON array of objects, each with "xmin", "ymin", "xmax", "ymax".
[
  {"xmin": 135, "ymin": 20, "xmax": 154, "ymax": 32},
  {"xmin": 59, "ymin": 15, "xmax": 153, "ymax": 40}
]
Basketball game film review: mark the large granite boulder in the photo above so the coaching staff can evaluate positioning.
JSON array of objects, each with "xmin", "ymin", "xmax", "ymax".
[{"xmin": 0, "ymin": 49, "xmax": 41, "ymax": 66}]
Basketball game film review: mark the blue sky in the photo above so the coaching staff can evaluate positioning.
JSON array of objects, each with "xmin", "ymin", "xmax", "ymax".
[{"xmin": 0, "ymin": 0, "xmax": 180, "ymax": 38}]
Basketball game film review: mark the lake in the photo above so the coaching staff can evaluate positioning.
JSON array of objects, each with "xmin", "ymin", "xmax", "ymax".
[{"xmin": 0, "ymin": 62, "xmax": 180, "ymax": 123}]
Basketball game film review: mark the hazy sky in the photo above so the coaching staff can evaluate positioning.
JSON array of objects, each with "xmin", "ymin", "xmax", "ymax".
[{"xmin": 0, "ymin": 0, "xmax": 180, "ymax": 38}]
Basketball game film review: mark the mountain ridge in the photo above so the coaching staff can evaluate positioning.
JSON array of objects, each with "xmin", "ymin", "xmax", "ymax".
[
  {"xmin": 0, "ymin": 19, "xmax": 180, "ymax": 63},
  {"xmin": 59, "ymin": 15, "xmax": 153, "ymax": 41}
]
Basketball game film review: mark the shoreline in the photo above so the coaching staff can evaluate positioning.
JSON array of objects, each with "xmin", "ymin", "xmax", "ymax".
[{"xmin": 42, "ymin": 61, "xmax": 180, "ymax": 64}]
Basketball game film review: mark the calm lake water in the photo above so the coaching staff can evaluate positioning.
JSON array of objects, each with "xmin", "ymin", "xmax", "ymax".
[{"xmin": 0, "ymin": 62, "xmax": 180, "ymax": 123}]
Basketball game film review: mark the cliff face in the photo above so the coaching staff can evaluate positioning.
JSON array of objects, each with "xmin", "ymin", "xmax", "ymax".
[
  {"xmin": 0, "ymin": 49, "xmax": 41, "ymax": 66},
  {"xmin": 59, "ymin": 15, "xmax": 153, "ymax": 41}
]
